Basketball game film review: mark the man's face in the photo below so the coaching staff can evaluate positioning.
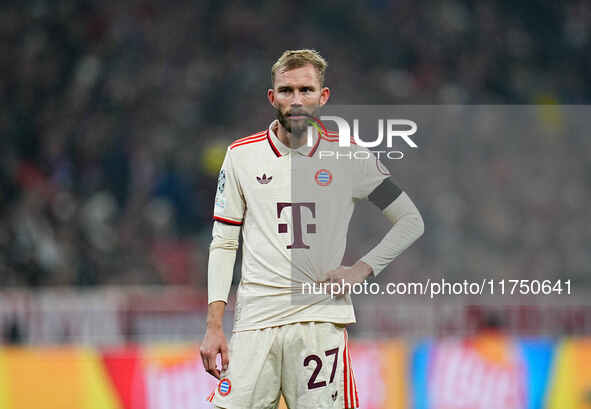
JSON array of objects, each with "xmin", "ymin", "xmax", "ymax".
[{"xmin": 267, "ymin": 64, "xmax": 330, "ymax": 136}]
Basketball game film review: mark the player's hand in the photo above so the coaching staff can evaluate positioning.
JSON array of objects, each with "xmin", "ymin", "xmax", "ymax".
[
  {"xmin": 320, "ymin": 260, "xmax": 373, "ymax": 297},
  {"xmin": 200, "ymin": 326, "xmax": 229, "ymax": 379}
]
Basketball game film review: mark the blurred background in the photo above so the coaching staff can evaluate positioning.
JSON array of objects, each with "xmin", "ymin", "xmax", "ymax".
[{"xmin": 0, "ymin": 1, "xmax": 590, "ymax": 408}]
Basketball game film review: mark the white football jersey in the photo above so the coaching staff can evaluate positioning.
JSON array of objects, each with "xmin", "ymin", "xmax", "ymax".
[{"xmin": 213, "ymin": 120, "xmax": 390, "ymax": 332}]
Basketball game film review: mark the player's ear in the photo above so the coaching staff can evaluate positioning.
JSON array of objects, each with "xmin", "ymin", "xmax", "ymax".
[
  {"xmin": 319, "ymin": 87, "xmax": 330, "ymax": 107},
  {"xmin": 267, "ymin": 88, "xmax": 276, "ymax": 107}
]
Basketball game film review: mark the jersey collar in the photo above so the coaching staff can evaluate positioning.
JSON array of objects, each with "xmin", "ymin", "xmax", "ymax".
[{"xmin": 267, "ymin": 120, "xmax": 321, "ymax": 158}]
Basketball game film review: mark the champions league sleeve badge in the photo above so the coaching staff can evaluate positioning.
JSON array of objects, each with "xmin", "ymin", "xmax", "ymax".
[{"xmin": 215, "ymin": 169, "xmax": 226, "ymax": 208}]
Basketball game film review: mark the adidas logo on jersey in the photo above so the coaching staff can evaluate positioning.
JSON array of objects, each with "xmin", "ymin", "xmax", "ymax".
[{"xmin": 257, "ymin": 174, "xmax": 272, "ymax": 184}]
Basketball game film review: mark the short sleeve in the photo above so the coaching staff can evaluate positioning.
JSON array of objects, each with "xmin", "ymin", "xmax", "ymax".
[
  {"xmin": 352, "ymin": 146, "xmax": 391, "ymax": 200},
  {"xmin": 213, "ymin": 149, "xmax": 245, "ymax": 225}
]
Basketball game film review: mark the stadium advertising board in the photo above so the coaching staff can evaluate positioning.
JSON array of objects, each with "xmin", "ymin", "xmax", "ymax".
[{"xmin": 0, "ymin": 338, "xmax": 590, "ymax": 409}]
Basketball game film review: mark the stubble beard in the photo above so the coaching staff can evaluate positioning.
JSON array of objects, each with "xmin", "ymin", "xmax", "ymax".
[{"xmin": 276, "ymin": 108, "xmax": 314, "ymax": 147}]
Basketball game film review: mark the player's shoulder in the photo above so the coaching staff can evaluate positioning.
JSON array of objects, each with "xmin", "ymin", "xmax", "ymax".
[
  {"xmin": 228, "ymin": 130, "xmax": 268, "ymax": 151},
  {"xmin": 320, "ymin": 130, "xmax": 365, "ymax": 151}
]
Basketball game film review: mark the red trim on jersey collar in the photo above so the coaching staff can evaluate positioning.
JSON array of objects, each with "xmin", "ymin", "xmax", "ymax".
[
  {"xmin": 307, "ymin": 133, "xmax": 321, "ymax": 157},
  {"xmin": 266, "ymin": 130, "xmax": 282, "ymax": 157},
  {"xmin": 267, "ymin": 121, "xmax": 323, "ymax": 158}
]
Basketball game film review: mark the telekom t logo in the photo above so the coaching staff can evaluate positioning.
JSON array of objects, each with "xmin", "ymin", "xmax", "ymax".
[
  {"xmin": 277, "ymin": 202, "xmax": 316, "ymax": 249},
  {"xmin": 307, "ymin": 116, "xmax": 418, "ymax": 148}
]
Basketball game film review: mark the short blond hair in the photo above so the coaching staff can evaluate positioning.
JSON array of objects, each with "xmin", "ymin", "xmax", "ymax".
[{"xmin": 271, "ymin": 49, "xmax": 328, "ymax": 87}]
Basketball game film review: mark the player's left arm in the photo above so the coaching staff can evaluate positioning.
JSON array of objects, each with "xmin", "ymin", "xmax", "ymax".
[
  {"xmin": 360, "ymin": 182, "xmax": 424, "ymax": 277},
  {"xmin": 325, "ymin": 151, "xmax": 423, "ymax": 286},
  {"xmin": 326, "ymin": 181, "xmax": 424, "ymax": 285}
]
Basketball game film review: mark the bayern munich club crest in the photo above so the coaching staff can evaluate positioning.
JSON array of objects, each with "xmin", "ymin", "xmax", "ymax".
[
  {"xmin": 218, "ymin": 378, "xmax": 232, "ymax": 396},
  {"xmin": 314, "ymin": 169, "xmax": 332, "ymax": 186}
]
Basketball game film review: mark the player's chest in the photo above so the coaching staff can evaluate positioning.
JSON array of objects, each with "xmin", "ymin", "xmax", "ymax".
[{"xmin": 236, "ymin": 156, "xmax": 351, "ymax": 201}]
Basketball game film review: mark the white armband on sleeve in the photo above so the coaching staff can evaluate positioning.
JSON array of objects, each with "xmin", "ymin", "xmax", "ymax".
[
  {"xmin": 207, "ymin": 221, "xmax": 241, "ymax": 304},
  {"xmin": 360, "ymin": 192, "xmax": 424, "ymax": 277}
]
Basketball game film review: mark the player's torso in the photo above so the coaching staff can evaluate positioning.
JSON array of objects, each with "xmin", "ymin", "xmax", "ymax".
[{"xmin": 232, "ymin": 138, "xmax": 355, "ymax": 285}]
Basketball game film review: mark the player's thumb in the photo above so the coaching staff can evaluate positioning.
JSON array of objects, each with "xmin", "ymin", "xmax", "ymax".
[{"xmin": 221, "ymin": 344, "xmax": 229, "ymax": 372}]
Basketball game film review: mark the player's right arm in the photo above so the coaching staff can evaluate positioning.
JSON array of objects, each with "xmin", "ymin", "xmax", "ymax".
[
  {"xmin": 200, "ymin": 147, "xmax": 245, "ymax": 379},
  {"xmin": 200, "ymin": 221, "xmax": 240, "ymax": 378},
  {"xmin": 201, "ymin": 300, "xmax": 228, "ymax": 379}
]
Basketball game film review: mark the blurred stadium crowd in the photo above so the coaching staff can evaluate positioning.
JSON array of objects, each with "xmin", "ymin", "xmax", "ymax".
[{"xmin": 1, "ymin": 0, "xmax": 590, "ymax": 288}]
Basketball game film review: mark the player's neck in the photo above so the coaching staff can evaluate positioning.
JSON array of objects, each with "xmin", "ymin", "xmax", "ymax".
[{"xmin": 275, "ymin": 122, "xmax": 307, "ymax": 149}]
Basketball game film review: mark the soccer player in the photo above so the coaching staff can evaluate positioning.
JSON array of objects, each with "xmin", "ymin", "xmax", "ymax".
[{"xmin": 201, "ymin": 49, "xmax": 424, "ymax": 409}]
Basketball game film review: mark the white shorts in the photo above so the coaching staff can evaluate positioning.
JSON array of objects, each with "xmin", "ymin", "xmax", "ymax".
[{"xmin": 206, "ymin": 322, "xmax": 359, "ymax": 409}]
